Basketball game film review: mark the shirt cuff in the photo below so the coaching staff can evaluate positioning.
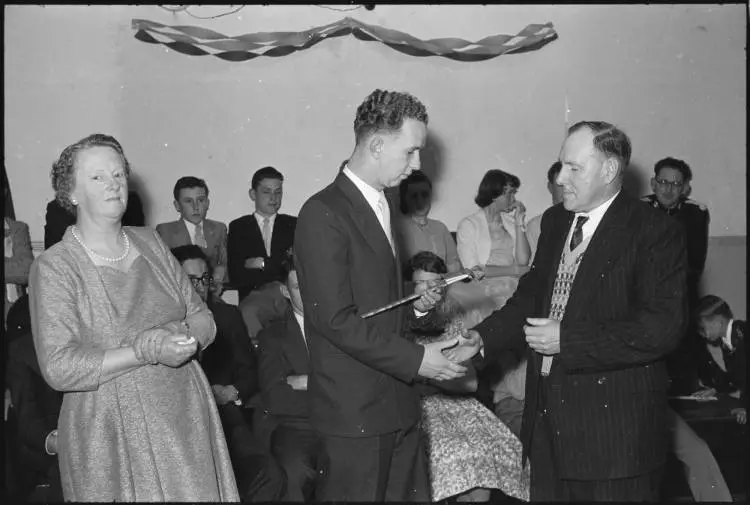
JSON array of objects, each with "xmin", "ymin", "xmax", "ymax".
[
  {"xmin": 44, "ymin": 430, "xmax": 58, "ymax": 456},
  {"xmin": 414, "ymin": 308, "xmax": 427, "ymax": 318}
]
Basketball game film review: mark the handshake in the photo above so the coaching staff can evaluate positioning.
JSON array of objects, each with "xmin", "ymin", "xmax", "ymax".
[{"xmin": 417, "ymin": 327, "xmax": 483, "ymax": 382}]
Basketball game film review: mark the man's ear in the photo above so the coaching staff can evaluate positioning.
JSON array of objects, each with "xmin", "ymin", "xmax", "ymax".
[
  {"xmin": 205, "ymin": 197, "xmax": 211, "ymax": 212},
  {"xmin": 650, "ymin": 177, "xmax": 658, "ymax": 194},
  {"xmin": 603, "ymin": 158, "xmax": 620, "ymax": 184},
  {"xmin": 173, "ymin": 200, "xmax": 181, "ymax": 214},
  {"xmin": 280, "ymin": 283, "xmax": 290, "ymax": 300},
  {"xmin": 368, "ymin": 135, "xmax": 384, "ymax": 159},
  {"xmin": 682, "ymin": 182, "xmax": 692, "ymax": 198},
  {"xmin": 249, "ymin": 188, "xmax": 256, "ymax": 202}
]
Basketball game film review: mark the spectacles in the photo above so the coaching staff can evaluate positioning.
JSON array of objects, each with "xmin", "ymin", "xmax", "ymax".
[
  {"xmin": 655, "ymin": 178, "xmax": 685, "ymax": 189},
  {"xmin": 188, "ymin": 274, "xmax": 213, "ymax": 289}
]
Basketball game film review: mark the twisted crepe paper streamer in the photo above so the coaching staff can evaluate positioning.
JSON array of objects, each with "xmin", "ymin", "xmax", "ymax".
[{"xmin": 132, "ymin": 16, "xmax": 557, "ymax": 62}]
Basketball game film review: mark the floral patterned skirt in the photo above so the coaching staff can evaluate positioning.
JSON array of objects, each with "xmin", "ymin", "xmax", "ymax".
[{"xmin": 421, "ymin": 395, "xmax": 530, "ymax": 502}]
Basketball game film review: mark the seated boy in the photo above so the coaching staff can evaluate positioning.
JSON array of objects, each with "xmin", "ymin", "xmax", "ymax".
[{"xmin": 695, "ymin": 294, "xmax": 746, "ymax": 424}]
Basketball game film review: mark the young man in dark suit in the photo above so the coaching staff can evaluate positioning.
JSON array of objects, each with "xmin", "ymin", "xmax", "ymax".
[
  {"xmin": 227, "ymin": 167, "xmax": 296, "ymax": 302},
  {"xmin": 257, "ymin": 249, "xmax": 320, "ymax": 502},
  {"xmin": 453, "ymin": 121, "xmax": 689, "ymax": 501},
  {"xmin": 156, "ymin": 176, "xmax": 228, "ymax": 293},
  {"xmin": 171, "ymin": 245, "xmax": 286, "ymax": 502},
  {"xmin": 696, "ymin": 294, "xmax": 746, "ymax": 425},
  {"xmin": 294, "ymin": 89, "xmax": 472, "ymax": 502}
]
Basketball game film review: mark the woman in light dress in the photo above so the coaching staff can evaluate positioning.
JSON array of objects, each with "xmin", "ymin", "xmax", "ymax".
[
  {"xmin": 454, "ymin": 169, "xmax": 531, "ymax": 328},
  {"xmin": 29, "ymin": 133, "xmax": 239, "ymax": 501}
]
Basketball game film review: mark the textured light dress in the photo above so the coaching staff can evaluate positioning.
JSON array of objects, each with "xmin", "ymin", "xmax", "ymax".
[
  {"xmin": 414, "ymin": 320, "xmax": 530, "ymax": 502},
  {"xmin": 29, "ymin": 227, "xmax": 239, "ymax": 502}
]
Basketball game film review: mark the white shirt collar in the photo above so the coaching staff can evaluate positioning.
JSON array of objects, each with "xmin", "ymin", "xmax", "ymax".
[
  {"xmin": 575, "ymin": 190, "xmax": 620, "ymax": 240},
  {"xmin": 343, "ymin": 165, "xmax": 383, "ymax": 215},
  {"xmin": 723, "ymin": 319, "xmax": 735, "ymax": 350},
  {"xmin": 292, "ymin": 311, "xmax": 307, "ymax": 349},
  {"xmin": 254, "ymin": 212, "xmax": 277, "ymax": 228},
  {"xmin": 182, "ymin": 218, "xmax": 201, "ymax": 243}
]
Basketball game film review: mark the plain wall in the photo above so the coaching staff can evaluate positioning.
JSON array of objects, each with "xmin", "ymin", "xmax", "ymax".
[
  {"xmin": 4, "ymin": 4, "xmax": 745, "ymax": 234},
  {"xmin": 5, "ymin": 5, "xmax": 746, "ymax": 314}
]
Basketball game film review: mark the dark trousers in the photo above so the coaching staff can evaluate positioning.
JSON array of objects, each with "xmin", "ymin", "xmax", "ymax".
[
  {"xmin": 529, "ymin": 381, "xmax": 663, "ymax": 502},
  {"xmin": 270, "ymin": 422, "xmax": 322, "ymax": 502},
  {"xmin": 218, "ymin": 404, "xmax": 286, "ymax": 502},
  {"xmin": 315, "ymin": 422, "xmax": 430, "ymax": 502}
]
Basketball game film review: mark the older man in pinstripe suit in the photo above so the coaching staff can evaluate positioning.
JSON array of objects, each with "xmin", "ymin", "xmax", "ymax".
[{"xmin": 461, "ymin": 121, "xmax": 688, "ymax": 501}]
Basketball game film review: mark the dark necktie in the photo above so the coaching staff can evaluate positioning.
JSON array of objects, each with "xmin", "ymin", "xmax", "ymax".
[{"xmin": 569, "ymin": 215, "xmax": 589, "ymax": 251}]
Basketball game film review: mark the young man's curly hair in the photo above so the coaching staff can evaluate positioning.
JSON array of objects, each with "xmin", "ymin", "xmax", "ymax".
[{"xmin": 353, "ymin": 89, "xmax": 428, "ymax": 144}]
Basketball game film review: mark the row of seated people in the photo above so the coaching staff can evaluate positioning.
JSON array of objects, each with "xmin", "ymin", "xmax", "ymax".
[{"xmin": 6, "ymin": 152, "xmax": 709, "ymax": 354}]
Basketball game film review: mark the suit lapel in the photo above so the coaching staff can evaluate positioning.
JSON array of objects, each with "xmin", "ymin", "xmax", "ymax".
[
  {"xmin": 176, "ymin": 220, "xmax": 192, "ymax": 245},
  {"xmin": 565, "ymin": 194, "xmax": 634, "ymax": 318},
  {"xmin": 334, "ymin": 174, "xmax": 396, "ymax": 268},
  {"xmin": 247, "ymin": 215, "xmax": 263, "ymax": 254},
  {"xmin": 285, "ymin": 311, "xmax": 310, "ymax": 372},
  {"xmin": 270, "ymin": 216, "xmax": 286, "ymax": 256},
  {"xmin": 202, "ymin": 220, "xmax": 215, "ymax": 250}
]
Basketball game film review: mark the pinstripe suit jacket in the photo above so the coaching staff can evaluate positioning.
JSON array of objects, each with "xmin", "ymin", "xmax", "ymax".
[{"xmin": 475, "ymin": 192, "xmax": 688, "ymax": 480}]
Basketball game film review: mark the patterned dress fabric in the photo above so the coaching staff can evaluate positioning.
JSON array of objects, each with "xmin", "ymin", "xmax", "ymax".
[{"xmin": 414, "ymin": 320, "xmax": 530, "ymax": 502}]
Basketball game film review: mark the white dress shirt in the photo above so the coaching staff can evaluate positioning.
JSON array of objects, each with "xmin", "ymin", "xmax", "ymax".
[
  {"xmin": 724, "ymin": 319, "xmax": 735, "ymax": 351},
  {"xmin": 564, "ymin": 190, "xmax": 621, "ymax": 247},
  {"xmin": 254, "ymin": 212, "xmax": 277, "ymax": 255},
  {"xmin": 293, "ymin": 310, "xmax": 308, "ymax": 351},
  {"xmin": 182, "ymin": 218, "xmax": 203, "ymax": 245},
  {"xmin": 342, "ymin": 166, "xmax": 393, "ymax": 248},
  {"xmin": 343, "ymin": 166, "xmax": 424, "ymax": 316}
]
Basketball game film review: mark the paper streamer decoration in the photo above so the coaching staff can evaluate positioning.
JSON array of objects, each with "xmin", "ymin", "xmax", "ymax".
[{"xmin": 132, "ymin": 16, "xmax": 557, "ymax": 62}]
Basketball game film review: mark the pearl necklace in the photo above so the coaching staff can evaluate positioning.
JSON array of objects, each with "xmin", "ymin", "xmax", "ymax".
[{"xmin": 72, "ymin": 226, "xmax": 130, "ymax": 263}]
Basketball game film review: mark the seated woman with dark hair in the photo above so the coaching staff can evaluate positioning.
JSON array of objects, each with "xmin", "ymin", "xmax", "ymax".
[
  {"xmin": 406, "ymin": 251, "xmax": 529, "ymax": 503},
  {"xmin": 455, "ymin": 169, "xmax": 530, "ymax": 327},
  {"xmin": 395, "ymin": 170, "xmax": 462, "ymax": 273}
]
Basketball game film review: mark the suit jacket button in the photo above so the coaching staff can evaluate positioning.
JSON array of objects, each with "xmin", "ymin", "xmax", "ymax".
[{"xmin": 597, "ymin": 377, "xmax": 607, "ymax": 384}]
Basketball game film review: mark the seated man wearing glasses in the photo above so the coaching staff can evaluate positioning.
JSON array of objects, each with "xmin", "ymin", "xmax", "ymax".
[
  {"xmin": 170, "ymin": 245, "xmax": 286, "ymax": 502},
  {"xmin": 643, "ymin": 157, "xmax": 710, "ymax": 393}
]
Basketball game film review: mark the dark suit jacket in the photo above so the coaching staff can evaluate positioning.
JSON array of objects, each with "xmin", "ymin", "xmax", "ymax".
[
  {"xmin": 294, "ymin": 172, "xmax": 430, "ymax": 437},
  {"xmin": 200, "ymin": 298, "xmax": 259, "ymax": 404},
  {"xmin": 475, "ymin": 192, "xmax": 688, "ymax": 480},
  {"xmin": 227, "ymin": 213, "xmax": 297, "ymax": 300},
  {"xmin": 257, "ymin": 310, "xmax": 310, "ymax": 422},
  {"xmin": 43, "ymin": 195, "xmax": 145, "ymax": 250},
  {"xmin": 6, "ymin": 331, "xmax": 64, "ymax": 482},
  {"xmin": 156, "ymin": 218, "xmax": 228, "ymax": 281}
]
